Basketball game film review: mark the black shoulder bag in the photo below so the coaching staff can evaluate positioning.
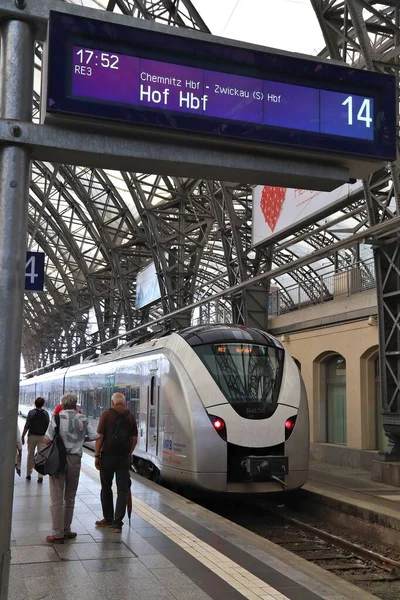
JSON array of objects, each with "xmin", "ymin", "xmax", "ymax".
[{"xmin": 34, "ymin": 414, "xmax": 67, "ymax": 476}]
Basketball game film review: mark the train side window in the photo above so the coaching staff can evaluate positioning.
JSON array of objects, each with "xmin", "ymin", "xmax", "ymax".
[
  {"xmin": 127, "ymin": 386, "xmax": 140, "ymax": 422},
  {"xmin": 150, "ymin": 376, "xmax": 156, "ymax": 406},
  {"xmin": 87, "ymin": 389, "xmax": 95, "ymax": 418},
  {"xmin": 76, "ymin": 390, "xmax": 84, "ymax": 411},
  {"xmin": 129, "ymin": 400, "xmax": 140, "ymax": 423},
  {"xmin": 95, "ymin": 388, "xmax": 103, "ymax": 418}
]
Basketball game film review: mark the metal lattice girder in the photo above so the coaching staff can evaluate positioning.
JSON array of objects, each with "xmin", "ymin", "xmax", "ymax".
[
  {"xmin": 21, "ymin": 0, "xmax": 211, "ymax": 366},
  {"xmin": 105, "ymin": 0, "xmax": 210, "ymax": 31},
  {"xmin": 311, "ymin": 0, "xmax": 400, "ymax": 453},
  {"xmin": 121, "ymin": 172, "xmax": 215, "ymax": 328},
  {"xmin": 18, "ymin": 0, "xmax": 400, "ymax": 377}
]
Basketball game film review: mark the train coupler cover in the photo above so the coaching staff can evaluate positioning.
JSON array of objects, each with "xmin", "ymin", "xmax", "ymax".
[{"xmin": 242, "ymin": 455, "xmax": 289, "ymax": 478}]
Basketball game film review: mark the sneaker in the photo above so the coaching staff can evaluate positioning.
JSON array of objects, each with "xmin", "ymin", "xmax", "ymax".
[
  {"xmin": 25, "ymin": 475, "xmax": 31, "ymax": 481},
  {"xmin": 95, "ymin": 519, "xmax": 113, "ymax": 528},
  {"xmin": 64, "ymin": 532, "xmax": 77, "ymax": 539},
  {"xmin": 37, "ymin": 477, "xmax": 43, "ymax": 484},
  {"xmin": 113, "ymin": 527, "xmax": 122, "ymax": 534},
  {"xmin": 46, "ymin": 535, "xmax": 64, "ymax": 544}
]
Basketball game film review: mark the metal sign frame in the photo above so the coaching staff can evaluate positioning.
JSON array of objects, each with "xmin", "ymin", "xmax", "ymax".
[{"xmin": 43, "ymin": 10, "xmax": 396, "ymax": 163}]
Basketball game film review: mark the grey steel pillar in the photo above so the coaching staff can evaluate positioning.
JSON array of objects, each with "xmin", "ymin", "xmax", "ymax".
[{"xmin": 0, "ymin": 18, "xmax": 34, "ymax": 600}]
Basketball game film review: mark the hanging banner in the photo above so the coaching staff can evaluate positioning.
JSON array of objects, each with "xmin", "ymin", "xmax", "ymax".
[{"xmin": 252, "ymin": 180, "xmax": 364, "ymax": 246}]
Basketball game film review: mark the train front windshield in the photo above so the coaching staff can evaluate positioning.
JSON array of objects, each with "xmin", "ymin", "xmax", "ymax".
[{"xmin": 194, "ymin": 343, "xmax": 284, "ymax": 419}]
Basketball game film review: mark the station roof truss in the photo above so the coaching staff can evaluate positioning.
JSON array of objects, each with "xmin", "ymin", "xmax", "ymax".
[{"xmin": 22, "ymin": 0, "xmax": 400, "ymax": 373}]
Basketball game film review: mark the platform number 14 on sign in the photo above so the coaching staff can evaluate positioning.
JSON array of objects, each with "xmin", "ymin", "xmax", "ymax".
[
  {"xmin": 25, "ymin": 252, "xmax": 45, "ymax": 292},
  {"xmin": 342, "ymin": 96, "xmax": 372, "ymax": 127}
]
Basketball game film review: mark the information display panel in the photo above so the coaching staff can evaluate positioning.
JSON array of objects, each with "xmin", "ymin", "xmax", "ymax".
[
  {"xmin": 45, "ymin": 11, "xmax": 397, "ymax": 162},
  {"xmin": 136, "ymin": 262, "xmax": 161, "ymax": 310}
]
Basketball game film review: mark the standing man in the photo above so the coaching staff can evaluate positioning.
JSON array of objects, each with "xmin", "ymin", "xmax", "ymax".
[
  {"xmin": 21, "ymin": 396, "xmax": 50, "ymax": 483},
  {"xmin": 94, "ymin": 392, "xmax": 138, "ymax": 533},
  {"xmin": 44, "ymin": 393, "xmax": 97, "ymax": 544}
]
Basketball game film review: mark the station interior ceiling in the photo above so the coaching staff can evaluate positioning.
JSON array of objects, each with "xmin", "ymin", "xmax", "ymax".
[{"xmin": 22, "ymin": 0, "xmax": 400, "ymax": 372}]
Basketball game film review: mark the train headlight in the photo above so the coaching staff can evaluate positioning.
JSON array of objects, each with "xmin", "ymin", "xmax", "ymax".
[
  {"xmin": 285, "ymin": 416, "xmax": 297, "ymax": 440},
  {"xmin": 209, "ymin": 415, "xmax": 227, "ymax": 441}
]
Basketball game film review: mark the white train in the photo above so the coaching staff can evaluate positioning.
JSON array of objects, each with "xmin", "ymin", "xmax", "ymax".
[{"xmin": 19, "ymin": 325, "xmax": 309, "ymax": 493}]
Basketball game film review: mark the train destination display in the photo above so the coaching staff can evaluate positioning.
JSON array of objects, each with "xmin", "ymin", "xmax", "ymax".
[
  {"xmin": 72, "ymin": 48, "xmax": 374, "ymax": 142},
  {"xmin": 45, "ymin": 11, "xmax": 397, "ymax": 162}
]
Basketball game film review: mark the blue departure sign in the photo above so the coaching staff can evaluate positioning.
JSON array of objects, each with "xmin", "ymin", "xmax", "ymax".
[
  {"xmin": 25, "ymin": 252, "xmax": 45, "ymax": 292},
  {"xmin": 45, "ymin": 11, "xmax": 396, "ymax": 162}
]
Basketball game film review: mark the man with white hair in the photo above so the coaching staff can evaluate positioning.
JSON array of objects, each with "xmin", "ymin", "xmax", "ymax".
[
  {"xmin": 44, "ymin": 393, "xmax": 97, "ymax": 544},
  {"xmin": 94, "ymin": 392, "xmax": 138, "ymax": 533}
]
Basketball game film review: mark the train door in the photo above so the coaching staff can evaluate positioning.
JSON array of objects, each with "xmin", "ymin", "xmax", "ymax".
[{"xmin": 146, "ymin": 375, "xmax": 160, "ymax": 457}]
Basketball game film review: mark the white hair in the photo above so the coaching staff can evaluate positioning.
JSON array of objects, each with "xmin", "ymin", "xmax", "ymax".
[
  {"xmin": 61, "ymin": 393, "xmax": 77, "ymax": 410},
  {"xmin": 111, "ymin": 392, "xmax": 126, "ymax": 407}
]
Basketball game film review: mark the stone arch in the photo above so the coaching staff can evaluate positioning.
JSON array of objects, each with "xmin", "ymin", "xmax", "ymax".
[{"xmin": 360, "ymin": 345, "xmax": 385, "ymax": 450}]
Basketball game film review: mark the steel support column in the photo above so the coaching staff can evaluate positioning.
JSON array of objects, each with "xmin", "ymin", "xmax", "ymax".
[
  {"xmin": 375, "ymin": 237, "xmax": 400, "ymax": 456},
  {"xmin": 345, "ymin": 0, "xmax": 400, "ymax": 457},
  {"xmin": 0, "ymin": 18, "xmax": 34, "ymax": 599},
  {"xmin": 311, "ymin": 0, "xmax": 400, "ymax": 457}
]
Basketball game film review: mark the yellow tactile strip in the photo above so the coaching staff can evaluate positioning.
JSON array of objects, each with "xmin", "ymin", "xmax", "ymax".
[{"xmin": 131, "ymin": 496, "xmax": 290, "ymax": 600}]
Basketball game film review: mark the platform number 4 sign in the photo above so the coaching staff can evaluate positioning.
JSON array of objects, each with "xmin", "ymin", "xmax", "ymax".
[{"xmin": 25, "ymin": 252, "xmax": 45, "ymax": 292}]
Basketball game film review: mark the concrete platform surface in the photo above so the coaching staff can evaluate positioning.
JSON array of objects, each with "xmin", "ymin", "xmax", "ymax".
[
  {"xmin": 304, "ymin": 460, "xmax": 400, "ymax": 547},
  {"xmin": 7, "ymin": 445, "xmax": 379, "ymax": 600},
  {"xmin": 307, "ymin": 460, "xmax": 400, "ymax": 514}
]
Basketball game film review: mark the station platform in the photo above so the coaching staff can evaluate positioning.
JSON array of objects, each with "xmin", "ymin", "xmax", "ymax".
[
  {"xmin": 8, "ymin": 449, "xmax": 378, "ymax": 600},
  {"xmin": 302, "ymin": 460, "xmax": 400, "ymax": 547}
]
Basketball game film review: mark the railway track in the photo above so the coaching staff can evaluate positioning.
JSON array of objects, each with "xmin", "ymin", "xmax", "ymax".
[
  {"xmin": 200, "ymin": 496, "xmax": 400, "ymax": 600},
  {"xmin": 264, "ymin": 506, "xmax": 400, "ymax": 584}
]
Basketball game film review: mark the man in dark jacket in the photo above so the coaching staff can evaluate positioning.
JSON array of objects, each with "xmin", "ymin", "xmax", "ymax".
[
  {"xmin": 21, "ymin": 396, "xmax": 50, "ymax": 483},
  {"xmin": 94, "ymin": 393, "xmax": 138, "ymax": 533}
]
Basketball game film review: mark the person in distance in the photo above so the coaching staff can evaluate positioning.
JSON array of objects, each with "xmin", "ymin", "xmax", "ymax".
[
  {"xmin": 44, "ymin": 393, "xmax": 97, "ymax": 544},
  {"xmin": 94, "ymin": 392, "xmax": 138, "ymax": 533},
  {"xmin": 21, "ymin": 396, "xmax": 50, "ymax": 484}
]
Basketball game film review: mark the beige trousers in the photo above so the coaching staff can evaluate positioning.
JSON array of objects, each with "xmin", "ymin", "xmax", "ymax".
[
  {"xmin": 27, "ymin": 434, "xmax": 46, "ymax": 477},
  {"xmin": 49, "ymin": 454, "xmax": 81, "ymax": 538}
]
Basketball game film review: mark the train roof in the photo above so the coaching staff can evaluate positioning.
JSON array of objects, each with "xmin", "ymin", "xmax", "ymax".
[
  {"xmin": 179, "ymin": 324, "xmax": 283, "ymax": 349},
  {"xmin": 20, "ymin": 325, "xmax": 282, "ymax": 382}
]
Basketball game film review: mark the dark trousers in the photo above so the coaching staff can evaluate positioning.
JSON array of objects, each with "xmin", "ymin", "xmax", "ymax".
[{"xmin": 100, "ymin": 454, "xmax": 131, "ymax": 527}]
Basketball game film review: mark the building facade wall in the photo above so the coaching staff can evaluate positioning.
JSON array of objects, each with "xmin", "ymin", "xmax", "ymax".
[
  {"xmin": 282, "ymin": 321, "xmax": 378, "ymax": 449},
  {"xmin": 269, "ymin": 292, "xmax": 380, "ymax": 455}
]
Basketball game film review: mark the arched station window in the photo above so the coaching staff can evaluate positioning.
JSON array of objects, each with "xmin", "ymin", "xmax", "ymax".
[{"xmin": 326, "ymin": 355, "xmax": 347, "ymax": 445}]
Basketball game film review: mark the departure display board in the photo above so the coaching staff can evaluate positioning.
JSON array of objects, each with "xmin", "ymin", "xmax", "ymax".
[
  {"xmin": 72, "ymin": 48, "xmax": 374, "ymax": 140},
  {"xmin": 45, "ymin": 11, "xmax": 397, "ymax": 162}
]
